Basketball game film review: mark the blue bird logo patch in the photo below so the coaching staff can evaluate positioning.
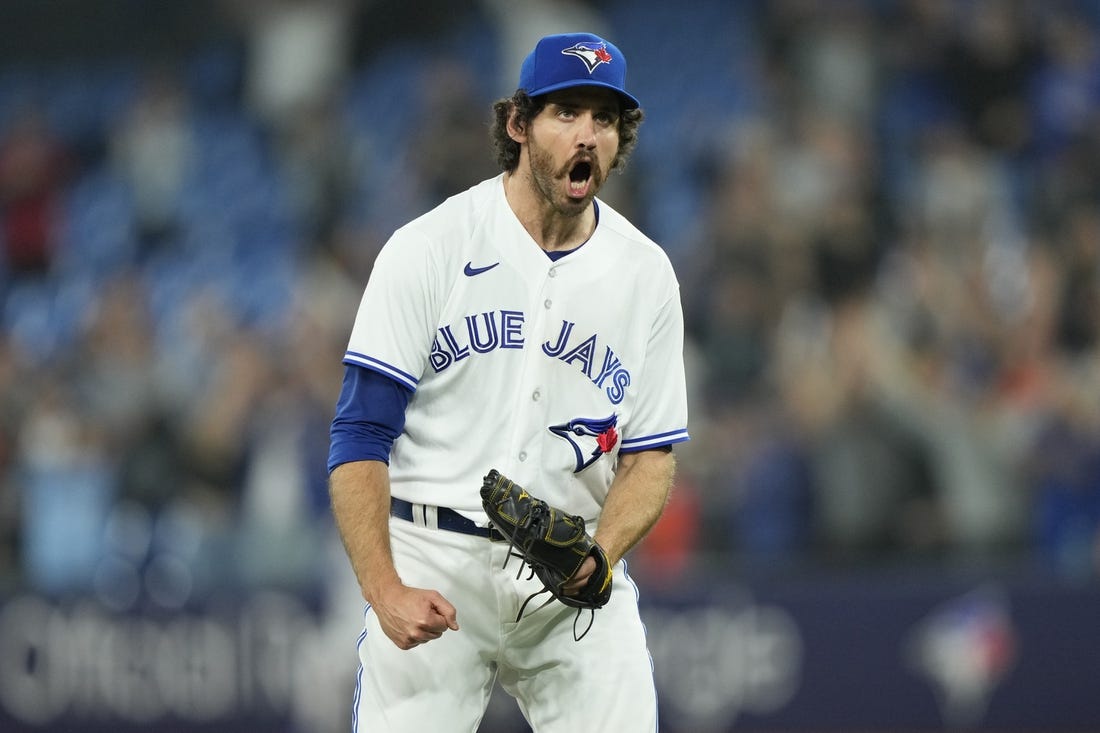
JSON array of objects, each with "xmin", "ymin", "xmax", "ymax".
[{"xmin": 549, "ymin": 414, "xmax": 619, "ymax": 473}]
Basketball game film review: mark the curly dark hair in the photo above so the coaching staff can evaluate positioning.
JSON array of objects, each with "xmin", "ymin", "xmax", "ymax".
[{"xmin": 490, "ymin": 90, "xmax": 644, "ymax": 173}]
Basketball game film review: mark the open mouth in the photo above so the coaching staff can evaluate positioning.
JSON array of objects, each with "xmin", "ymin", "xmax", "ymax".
[{"xmin": 567, "ymin": 161, "xmax": 592, "ymax": 198}]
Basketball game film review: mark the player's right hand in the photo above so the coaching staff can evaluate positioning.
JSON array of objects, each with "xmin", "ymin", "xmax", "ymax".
[{"xmin": 372, "ymin": 583, "xmax": 459, "ymax": 650}]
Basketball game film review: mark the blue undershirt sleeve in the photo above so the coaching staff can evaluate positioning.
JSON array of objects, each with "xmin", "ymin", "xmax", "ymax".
[{"xmin": 328, "ymin": 364, "xmax": 412, "ymax": 473}]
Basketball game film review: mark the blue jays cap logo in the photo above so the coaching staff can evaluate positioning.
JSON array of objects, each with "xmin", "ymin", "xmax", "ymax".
[{"xmin": 561, "ymin": 42, "xmax": 614, "ymax": 74}]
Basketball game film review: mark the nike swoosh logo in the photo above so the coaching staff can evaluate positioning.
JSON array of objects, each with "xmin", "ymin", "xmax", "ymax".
[{"xmin": 463, "ymin": 261, "xmax": 500, "ymax": 277}]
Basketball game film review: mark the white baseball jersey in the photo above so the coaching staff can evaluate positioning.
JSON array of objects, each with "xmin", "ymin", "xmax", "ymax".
[{"xmin": 344, "ymin": 174, "xmax": 689, "ymax": 522}]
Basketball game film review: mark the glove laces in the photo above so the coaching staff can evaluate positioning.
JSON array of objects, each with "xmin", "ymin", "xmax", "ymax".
[{"xmin": 494, "ymin": 516, "xmax": 598, "ymax": 642}]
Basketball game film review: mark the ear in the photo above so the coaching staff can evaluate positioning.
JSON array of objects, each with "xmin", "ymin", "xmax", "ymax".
[{"xmin": 506, "ymin": 107, "xmax": 528, "ymax": 144}]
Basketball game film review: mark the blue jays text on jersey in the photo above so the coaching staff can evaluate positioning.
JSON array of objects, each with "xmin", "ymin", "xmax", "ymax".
[{"xmin": 428, "ymin": 309, "xmax": 632, "ymax": 405}]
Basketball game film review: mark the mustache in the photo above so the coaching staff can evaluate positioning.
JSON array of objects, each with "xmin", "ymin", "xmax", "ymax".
[{"xmin": 558, "ymin": 154, "xmax": 603, "ymax": 181}]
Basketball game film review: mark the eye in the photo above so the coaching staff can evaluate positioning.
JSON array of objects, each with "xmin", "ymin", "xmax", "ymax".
[{"xmin": 595, "ymin": 111, "xmax": 616, "ymax": 125}]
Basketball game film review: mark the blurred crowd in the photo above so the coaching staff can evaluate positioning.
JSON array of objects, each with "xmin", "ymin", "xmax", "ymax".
[{"xmin": 1, "ymin": 0, "xmax": 1099, "ymax": 613}]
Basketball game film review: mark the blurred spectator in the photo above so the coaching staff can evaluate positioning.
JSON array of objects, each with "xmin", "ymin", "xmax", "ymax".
[
  {"xmin": 109, "ymin": 67, "xmax": 195, "ymax": 257},
  {"xmin": 0, "ymin": 104, "xmax": 72, "ymax": 278},
  {"xmin": 1029, "ymin": 6, "xmax": 1100, "ymax": 161},
  {"xmin": 17, "ymin": 375, "xmax": 114, "ymax": 595},
  {"xmin": 409, "ymin": 58, "xmax": 499, "ymax": 206},
  {"xmin": 631, "ymin": 470, "xmax": 704, "ymax": 589},
  {"xmin": 766, "ymin": 0, "xmax": 880, "ymax": 128},
  {"xmin": 273, "ymin": 91, "xmax": 360, "ymax": 249},
  {"xmin": 75, "ymin": 272, "xmax": 188, "ymax": 520},
  {"xmin": 942, "ymin": 0, "xmax": 1040, "ymax": 155},
  {"xmin": 75, "ymin": 272, "xmax": 159, "ymax": 445},
  {"xmin": 225, "ymin": 0, "xmax": 357, "ymax": 135},
  {"xmin": 479, "ymin": 0, "xmax": 610, "ymax": 92},
  {"xmin": 178, "ymin": 327, "xmax": 272, "ymax": 510},
  {"xmin": 236, "ymin": 262, "xmax": 352, "ymax": 588},
  {"xmin": 772, "ymin": 293, "xmax": 946, "ymax": 561},
  {"xmin": 1030, "ymin": 363, "xmax": 1100, "ymax": 579},
  {"xmin": 0, "ymin": 334, "xmax": 25, "ymax": 590},
  {"xmin": 221, "ymin": 0, "xmax": 364, "ymax": 254},
  {"xmin": 1052, "ymin": 204, "xmax": 1100, "ymax": 355},
  {"xmin": 680, "ymin": 121, "xmax": 786, "ymax": 408},
  {"xmin": 724, "ymin": 406, "xmax": 814, "ymax": 564}
]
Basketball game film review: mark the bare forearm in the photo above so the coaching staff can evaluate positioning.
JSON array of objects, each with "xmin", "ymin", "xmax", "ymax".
[
  {"xmin": 329, "ymin": 460, "xmax": 401, "ymax": 604},
  {"xmin": 594, "ymin": 449, "xmax": 676, "ymax": 566}
]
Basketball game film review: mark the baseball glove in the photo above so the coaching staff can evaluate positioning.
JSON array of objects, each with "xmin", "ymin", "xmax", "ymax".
[{"xmin": 480, "ymin": 469, "xmax": 612, "ymax": 639}]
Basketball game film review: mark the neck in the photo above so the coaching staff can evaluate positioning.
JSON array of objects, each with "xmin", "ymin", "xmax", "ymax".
[{"xmin": 503, "ymin": 170, "xmax": 595, "ymax": 252}]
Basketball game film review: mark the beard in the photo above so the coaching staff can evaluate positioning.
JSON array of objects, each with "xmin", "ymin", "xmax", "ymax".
[{"xmin": 525, "ymin": 133, "xmax": 606, "ymax": 217}]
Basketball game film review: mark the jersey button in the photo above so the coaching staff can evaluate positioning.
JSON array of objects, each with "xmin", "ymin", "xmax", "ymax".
[
  {"xmin": 548, "ymin": 268, "xmax": 558, "ymax": 278},
  {"xmin": 518, "ymin": 451, "xmax": 528, "ymax": 462},
  {"xmin": 532, "ymin": 390, "xmax": 541, "ymax": 401},
  {"xmin": 543, "ymin": 299, "xmax": 552, "ymax": 309}
]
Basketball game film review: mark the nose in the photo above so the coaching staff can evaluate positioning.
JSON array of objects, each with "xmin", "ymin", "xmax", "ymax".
[{"xmin": 575, "ymin": 112, "xmax": 597, "ymax": 150}]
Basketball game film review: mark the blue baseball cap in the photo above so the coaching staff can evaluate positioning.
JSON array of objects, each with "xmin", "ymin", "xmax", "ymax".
[{"xmin": 518, "ymin": 32, "xmax": 641, "ymax": 110}]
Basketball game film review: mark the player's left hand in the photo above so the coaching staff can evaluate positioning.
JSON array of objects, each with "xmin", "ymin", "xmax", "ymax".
[{"xmin": 561, "ymin": 555, "xmax": 598, "ymax": 596}]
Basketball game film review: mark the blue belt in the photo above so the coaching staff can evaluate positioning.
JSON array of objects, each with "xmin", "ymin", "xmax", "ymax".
[{"xmin": 390, "ymin": 497, "xmax": 504, "ymax": 540}]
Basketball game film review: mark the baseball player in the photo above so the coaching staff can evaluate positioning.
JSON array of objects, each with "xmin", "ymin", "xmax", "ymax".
[{"xmin": 328, "ymin": 32, "xmax": 690, "ymax": 731}]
